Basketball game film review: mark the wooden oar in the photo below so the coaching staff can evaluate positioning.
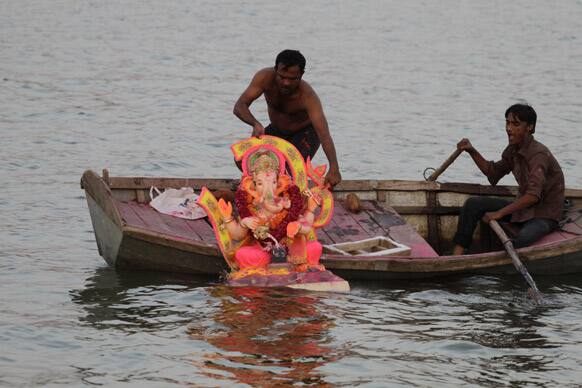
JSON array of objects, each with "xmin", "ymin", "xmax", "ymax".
[
  {"xmin": 488, "ymin": 219, "xmax": 544, "ymax": 304},
  {"xmin": 426, "ymin": 148, "xmax": 463, "ymax": 181}
]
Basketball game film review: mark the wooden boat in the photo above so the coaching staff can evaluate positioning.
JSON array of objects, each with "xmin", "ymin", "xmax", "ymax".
[{"xmin": 81, "ymin": 169, "xmax": 582, "ymax": 280}]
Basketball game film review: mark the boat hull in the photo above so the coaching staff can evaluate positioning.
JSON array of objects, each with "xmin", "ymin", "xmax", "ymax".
[
  {"xmin": 81, "ymin": 170, "xmax": 582, "ymax": 280},
  {"xmin": 324, "ymin": 249, "xmax": 582, "ymax": 280}
]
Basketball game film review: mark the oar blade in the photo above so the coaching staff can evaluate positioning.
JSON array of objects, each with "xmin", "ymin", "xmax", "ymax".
[{"xmin": 489, "ymin": 220, "xmax": 545, "ymax": 304}]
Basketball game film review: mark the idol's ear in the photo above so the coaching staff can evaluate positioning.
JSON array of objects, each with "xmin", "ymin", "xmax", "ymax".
[
  {"xmin": 276, "ymin": 174, "xmax": 291, "ymax": 196},
  {"xmin": 241, "ymin": 176, "xmax": 260, "ymax": 202}
]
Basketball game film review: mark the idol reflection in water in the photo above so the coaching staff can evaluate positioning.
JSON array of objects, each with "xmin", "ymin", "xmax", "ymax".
[{"xmin": 187, "ymin": 286, "xmax": 342, "ymax": 386}]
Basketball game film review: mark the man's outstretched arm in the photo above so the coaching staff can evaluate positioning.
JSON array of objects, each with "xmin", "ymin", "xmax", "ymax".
[
  {"xmin": 305, "ymin": 91, "xmax": 341, "ymax": 187},
  {"xmin": 233, "ymin": 70, "xmax": 267, "ymax": 137}
]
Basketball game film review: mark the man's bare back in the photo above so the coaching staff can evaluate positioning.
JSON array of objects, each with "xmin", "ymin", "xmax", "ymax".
[{"xmin": 233, "ymin": 50, "xmax": 341, "ymax": 187}]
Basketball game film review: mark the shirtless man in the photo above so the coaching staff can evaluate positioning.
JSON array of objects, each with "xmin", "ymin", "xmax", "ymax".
[{"xmin": 233, "ymin": 49, "xmax": 341, "ymax": 187}]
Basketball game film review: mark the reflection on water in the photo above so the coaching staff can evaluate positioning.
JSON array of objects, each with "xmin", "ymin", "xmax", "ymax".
[
  {"xmin": 71, "ymin": 267, "xmax": 215, "ymax": 331},
  {"xmin": 67, "ymin": 269, "xmax": 582, "ymax": 386},
  {"xmin": 187, "ymin": 287, "xmax": 339, "ymax": 387},
  {"xmin": 344, "ymin": 276, "xmax": 579, "ymax": 386},
  {"xmin": 418, "ymin": 276, "xmax": 555, "ymax": 350},
  {"xmin": 71, "ymin": 268, "xmax": 344, "ymax": 386}
]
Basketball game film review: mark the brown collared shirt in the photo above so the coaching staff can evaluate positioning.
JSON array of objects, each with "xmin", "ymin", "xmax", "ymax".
[{"xmin": 486, "ymin": 134, "xmax": 565, "ymax": 222}]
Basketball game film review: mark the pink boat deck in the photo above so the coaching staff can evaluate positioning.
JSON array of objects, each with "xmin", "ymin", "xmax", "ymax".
[
  {"xmin": 116, "ymin": 199, "xmax": 439, "ymax": 257},
  {"xmin": 117, "ymin": 200, "xmax": 217, "ymax": 244}
]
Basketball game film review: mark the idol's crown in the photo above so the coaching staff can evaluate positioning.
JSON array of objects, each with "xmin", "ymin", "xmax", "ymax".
[{"xmin": 249, "ymin": 151, "xmax": 279, "ymax": 175}]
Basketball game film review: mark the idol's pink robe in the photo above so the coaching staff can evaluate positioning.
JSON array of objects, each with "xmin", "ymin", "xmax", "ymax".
[{"xmin": 234, "ymin": 241, "xmax": 323, "ymax": 269}]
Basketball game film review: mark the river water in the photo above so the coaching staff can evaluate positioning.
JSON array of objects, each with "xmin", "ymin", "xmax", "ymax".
[{"xmin": 2, "ymin": 0, "xmax": 582, "ymax": 386}]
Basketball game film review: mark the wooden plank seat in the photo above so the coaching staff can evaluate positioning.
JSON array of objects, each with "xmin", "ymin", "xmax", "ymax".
[
  {"xmin": 321, "ymin": 200, "xmax": 439, "ymax": 258},
  {"xmin": 117, "ymin": 200, "xmax": 217, "ymax": 243}
]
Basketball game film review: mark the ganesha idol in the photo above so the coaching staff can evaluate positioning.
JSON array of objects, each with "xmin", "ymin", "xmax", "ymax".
[
  {"xmin": 221, "ymin": 148, "xmax": 324, "ymax": 273},
  {"xmin": 197, "ymin": 136, "xmax": 336, "ymax": 283}
]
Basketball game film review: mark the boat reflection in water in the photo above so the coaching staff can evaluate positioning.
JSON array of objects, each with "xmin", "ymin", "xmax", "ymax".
[
  {"xmin": 71, "ymin": 267, "xmax": 213, "ymax": 331},
  {"xmin": 72, "ymin": 267, "xmax": 576, "ymax": 385},
  {"xmin": 187, "ymin": 286, "xmax": 340, "ymax": 386}
]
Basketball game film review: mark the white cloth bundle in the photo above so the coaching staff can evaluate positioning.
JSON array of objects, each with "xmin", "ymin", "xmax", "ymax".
[{"xmin": 149, "ymin": 186, "xmax": 207, "ymax": 220}]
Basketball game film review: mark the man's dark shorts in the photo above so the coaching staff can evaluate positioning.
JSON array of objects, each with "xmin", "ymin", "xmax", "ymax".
[{"xmin": 265, "ymin": 124, "xmax": 320, "ymax": 161}]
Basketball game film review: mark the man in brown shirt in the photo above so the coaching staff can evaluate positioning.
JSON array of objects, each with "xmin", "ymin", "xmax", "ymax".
[{"xmin": 452, "ymin": 104, "xmax": 565, "ymax": 255}]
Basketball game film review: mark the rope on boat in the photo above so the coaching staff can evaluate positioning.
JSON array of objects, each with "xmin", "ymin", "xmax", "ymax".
[
  {"xmin": 559, "ymin": 208, "xmax": 582, "ymax": 234},
  {"xmin": 423, "ymin": 167, "xmax": 436, "ymax": 181}
]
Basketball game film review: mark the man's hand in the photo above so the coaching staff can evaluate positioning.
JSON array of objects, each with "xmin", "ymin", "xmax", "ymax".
[
  {"xmin": 252, "ymin": 123, "xmax": 265, "ymax": 137},
  {"xmin": 457, "ymin": 138, "xmax": 475, "ymax": 153},
  {"xmin": 324, "ymin": 166, "xmax": 341, "ymax": 188},
  {"xmin": 482, "ymin": 211, "xmax": 503, "ymax": 224}
]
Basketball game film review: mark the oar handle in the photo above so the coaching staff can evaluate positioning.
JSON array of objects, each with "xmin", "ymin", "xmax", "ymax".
[
  {"xmin": 426, "ymin": 148, "xmax": 463, "ymax": 181},
  {"xmin": 488, "ymin": 219, "xmax": 510, "ymax": 244}
]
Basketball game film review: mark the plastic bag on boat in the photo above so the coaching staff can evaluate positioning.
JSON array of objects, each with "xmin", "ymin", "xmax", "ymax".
[{"xmin": 149, "ymin": 186, "xmax": 207, "ymax": 220}]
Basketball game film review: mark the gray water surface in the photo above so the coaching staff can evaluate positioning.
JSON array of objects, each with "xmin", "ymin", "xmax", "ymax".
[{"xmin": 2, "ymin": 0, "xmax": 582, "ymax": 386}]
